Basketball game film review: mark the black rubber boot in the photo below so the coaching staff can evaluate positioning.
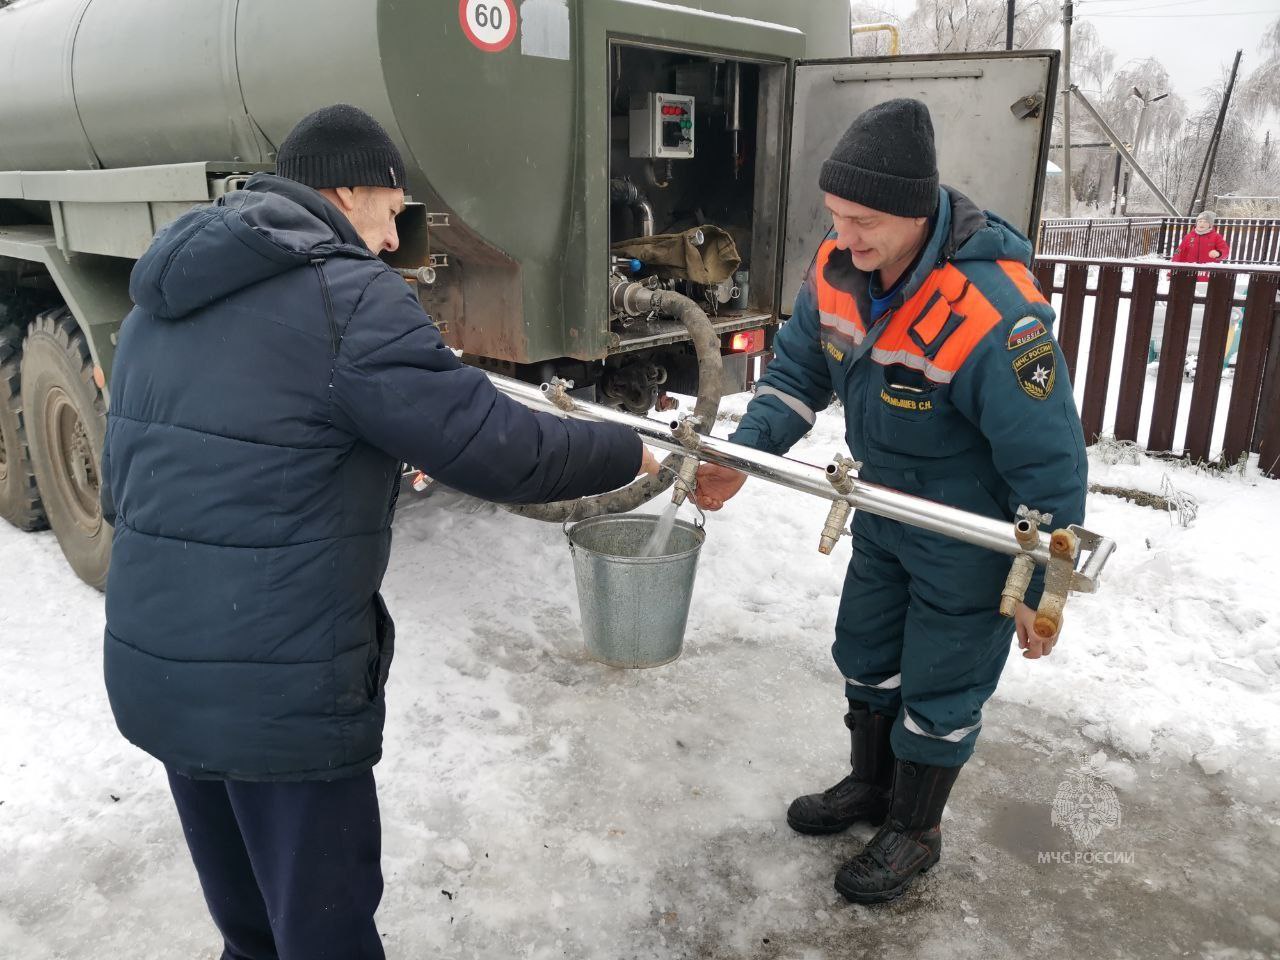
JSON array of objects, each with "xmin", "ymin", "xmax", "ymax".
[
  {"xmin": 786, "ymin": 701, "xmax": 894, "ymax": 836},
  {"xmin": 834, "ymin": 758, "xmax": 963, "ymax": 904}
]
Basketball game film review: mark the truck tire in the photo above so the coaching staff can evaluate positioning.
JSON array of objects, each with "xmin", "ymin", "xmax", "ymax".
[
  {"xmin": 0, "ymin": 322, "xmax": 48, "ymax": 531},
  {"xmin": 21, "ymin": 307, "xmax": 111, "ymax": 590}
]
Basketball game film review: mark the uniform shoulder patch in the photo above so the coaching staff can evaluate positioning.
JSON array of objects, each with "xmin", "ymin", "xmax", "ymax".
[
  {"xmin": 1007, "ymin": 314, "xmax": 1048, "ymax": 351},
  {"xmin": 1012, "ymin": 341, "xmax": 1056, "ymax": 400}
]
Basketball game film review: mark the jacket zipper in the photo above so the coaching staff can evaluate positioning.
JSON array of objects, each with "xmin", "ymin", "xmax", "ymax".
[{"xmin": 311, "ymin": 258, "xmax": 339, "ymax": 356}]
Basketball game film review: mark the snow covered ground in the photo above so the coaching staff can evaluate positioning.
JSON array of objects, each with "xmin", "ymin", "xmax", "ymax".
[{"xmin": 2, "ymin": 397, "xmax": 1279, "ymax": 959}]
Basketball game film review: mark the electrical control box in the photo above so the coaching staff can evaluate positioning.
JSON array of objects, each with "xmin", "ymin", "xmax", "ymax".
[{"xmin": 629, "ymin": 92, "xmax": 695, "ymax": 159}]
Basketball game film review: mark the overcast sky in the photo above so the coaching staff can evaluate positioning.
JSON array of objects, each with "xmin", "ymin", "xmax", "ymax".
[{"xmin": 859, "ymin": 0, "xmax": 1275, "ymax": 107}]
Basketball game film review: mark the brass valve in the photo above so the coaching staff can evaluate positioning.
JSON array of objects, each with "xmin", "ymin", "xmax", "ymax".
[
  {"xmin": 671, "ymin": 456, "xmax": 699, "ymax": 507},
  {"xmin": 669, "ymin": 415, "xmax": 705, "ymax": 506},
  {"xmin": 541, "ymin": 377, "xmax": 577, "ymax": 413},
  {"xmin": 819, "ymin": 455, "xmax": 860, "ymax": 555},
  {"xmin": 1001, "ymin": 505, "xmax": 1052, "ymax": 618},
  {"xmin": 671, "ymin": 415, "xmax": 705, "ymax": 450}
]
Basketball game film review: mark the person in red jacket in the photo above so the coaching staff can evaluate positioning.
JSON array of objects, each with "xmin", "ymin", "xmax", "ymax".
[{"xmin": 1172, "ymin": 211, "xmax": 1230, "ymax": 266}]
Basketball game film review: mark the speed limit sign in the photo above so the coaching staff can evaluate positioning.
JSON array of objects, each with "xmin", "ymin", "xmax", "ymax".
[{"xmin": 459, "ymin": 0, "xmax": 518, "ymax": 53}]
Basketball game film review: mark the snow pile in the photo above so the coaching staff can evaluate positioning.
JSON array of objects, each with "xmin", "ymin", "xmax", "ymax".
[{"xmin": 1, "ymin": 396, "xmax": 1278, "ymax": 957}]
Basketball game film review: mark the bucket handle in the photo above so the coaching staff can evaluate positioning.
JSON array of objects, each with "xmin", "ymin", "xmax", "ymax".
[
  {"xmin": 562, "ymin": 492, "xmax": 706, "ymax": 537},
  {"xmin": 670, "ymin": 476, "xmax": 707, "ymax": 529}
]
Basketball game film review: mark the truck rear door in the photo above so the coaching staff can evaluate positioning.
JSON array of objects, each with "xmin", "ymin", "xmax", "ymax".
[{"xmin": 780, "ymin": 50, "xmax": 1059, "ymax": 307}]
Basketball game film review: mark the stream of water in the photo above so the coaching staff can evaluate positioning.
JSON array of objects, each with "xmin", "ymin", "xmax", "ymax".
[{"xmin": 640, "ymin": 500, "xmax": 680, "ymax": 558}]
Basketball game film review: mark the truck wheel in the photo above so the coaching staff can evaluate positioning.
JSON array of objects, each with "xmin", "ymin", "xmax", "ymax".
[
  {"xmin": 0, "ymin": 323, "xmax": 48, "ymax": 531},
  {"xmin": 21, "ymin": 307, "xmax": 110, "ymax": 590}
]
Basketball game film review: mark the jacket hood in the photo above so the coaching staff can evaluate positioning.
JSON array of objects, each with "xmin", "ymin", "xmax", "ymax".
[
  {"xmin": 943, "ymin": 188, "xmax": 1035, "ymax": 266},
  {"xmin": 129, "ymin": 174, "xmax": 371, "ymax": 320},
  {"xmin": 887, "ymin": 187, "xmax": 1034, "ymax": 306}
]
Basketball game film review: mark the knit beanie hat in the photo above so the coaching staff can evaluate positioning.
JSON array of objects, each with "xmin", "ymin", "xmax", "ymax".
[
  {"xmin": 819, "ymin": 98, "xmax": 939, "ymax": 218},
  {"xmin": 1197, "ymin": 210, "xmax": 1217, "ymax": 225},
  {"xmin": 276, "ymin": 104, "xmax": 407, "ymax": 191}
]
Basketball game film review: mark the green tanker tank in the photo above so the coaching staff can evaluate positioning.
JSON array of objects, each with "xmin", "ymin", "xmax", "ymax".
[{"xmin": 0, "ymin": 0, "xmax": 1057, "ymax": 585}]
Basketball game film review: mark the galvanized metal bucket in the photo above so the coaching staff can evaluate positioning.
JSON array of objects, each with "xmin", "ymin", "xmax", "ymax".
[{"xmin": 566, "ymin": 514, "xmax": 705, "ymax": 668}]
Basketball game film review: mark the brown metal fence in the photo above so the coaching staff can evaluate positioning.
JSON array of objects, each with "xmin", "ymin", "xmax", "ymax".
[
  {"xmin": 1032, "ymin": 256, "xmax": 1280, "ymax": 476},
  {"xmin": 1039, "ymin": 218, "xmax": 1280, "ymax": 265}
]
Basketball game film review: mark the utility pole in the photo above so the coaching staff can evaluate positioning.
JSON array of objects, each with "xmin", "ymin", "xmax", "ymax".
[
  {"xmin": 1070, "ymin": 85, "xmax": 1180, "ymax": 216},
  {"xmin": 1121, "ymin": 91, "xmax": 1167, "ymax": 216},
  {"xmin": 1061, "ymin": 0, "xmax": 1074, "ymax": 216},
  {"xmin": 1111, "ymin": 139, "xmax": 1126, "ymax": 215},
  {"xmin": 1006, "ymin": 0, "xmax": 1015, "ymax": 50},
  {"xmin": 1197, "ymin": 49, "xmax": 1242, "ymax": 215}
]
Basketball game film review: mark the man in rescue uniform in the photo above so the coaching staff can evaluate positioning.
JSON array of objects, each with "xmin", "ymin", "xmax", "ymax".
[{"xmin": 695, "ymin": 99, "xmax": 1088, "ymax": 904}]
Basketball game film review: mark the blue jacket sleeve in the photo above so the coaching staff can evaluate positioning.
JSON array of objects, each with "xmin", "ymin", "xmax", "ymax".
[
  {"xmin": 948, "ymin": 324, "xmax": 1089, "ymax": 607},
  {"xmin": 330, "ymin": 270, "xmax": 642, "ymax": 504},
  {"xmin": 730, "ymin": 277, "xmax": 833, "ymax": 455}
]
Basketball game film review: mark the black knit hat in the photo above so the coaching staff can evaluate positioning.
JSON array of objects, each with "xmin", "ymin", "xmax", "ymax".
[
  {"xmin": 819, "ymin": 98, "xmax": 939, "ymax": 218},
  {"xmin": 275, "ymin": 104, "xmax": 407, "ymax": 191}
]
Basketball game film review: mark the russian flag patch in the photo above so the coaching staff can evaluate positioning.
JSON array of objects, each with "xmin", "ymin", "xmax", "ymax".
[{"xmin": 1007, "ymin": 315, "xmax": 1047, "ymax": 351}]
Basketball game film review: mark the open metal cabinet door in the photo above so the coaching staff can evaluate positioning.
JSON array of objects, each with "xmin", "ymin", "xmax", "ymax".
[{"xmin": 780, "ymin": 51, "xmax": 1059, "ymax": 308}]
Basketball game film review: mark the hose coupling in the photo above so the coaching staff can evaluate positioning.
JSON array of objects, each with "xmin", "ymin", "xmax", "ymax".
[
  {"xmin": 1035, "ymin": 528, "xmax": 1081, "ymax": 639},
  {"xmin": 609, "ymin": 276, "xmax": 658, "ymax": 317},
  {"xmin": 819, "ymin": 501, "xmax": 852, "ymax": 556},
  {"xmin": 1000, "ymin": 555, "xmax": 1036, "ymax": 618}
]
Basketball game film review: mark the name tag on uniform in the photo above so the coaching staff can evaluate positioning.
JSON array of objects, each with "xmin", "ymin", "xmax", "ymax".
[{"xmin": 880, "ymin": 389, "xmax": 933, "ymax": 412}]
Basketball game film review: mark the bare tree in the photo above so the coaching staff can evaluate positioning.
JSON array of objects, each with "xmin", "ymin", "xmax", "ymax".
[
  {"xmin": 1240, "ymin": 16, "xmax": 1280, "ymax": 119},
  {"xmin": 850, "ymin": 0, "xmax": 1060, "ymax": 56},
  {"xmin": 848, "ymin": 0, "xmax": 1272, "ymax": 216}
]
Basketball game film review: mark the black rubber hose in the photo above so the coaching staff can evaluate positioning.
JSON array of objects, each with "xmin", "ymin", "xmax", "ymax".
[
  {"xmin": 504, "ymin": 288, "xmax": 722, "ymax": 523},
  {"xmin": 608, "ymin": 178, "xmax": 644, "ymax": 206}
]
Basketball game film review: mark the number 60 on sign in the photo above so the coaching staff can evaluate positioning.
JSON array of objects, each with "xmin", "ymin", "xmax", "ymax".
[{"xmin": 459, "ymin": 0, "xmax": 518, "ymax": 52}]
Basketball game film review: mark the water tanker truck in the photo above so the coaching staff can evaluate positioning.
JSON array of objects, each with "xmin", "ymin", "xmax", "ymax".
[{"xmin": 0, "ymin": 0, "xmax": 1062, "ymax": 589}]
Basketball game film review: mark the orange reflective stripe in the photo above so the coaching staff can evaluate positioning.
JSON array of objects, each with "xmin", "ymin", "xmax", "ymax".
[
  {"xmin": 998, "ymin": 260, "xmax": 1048, "ymax": 304},
  {"xmin": 870, "ymin": 264, "xmax": 1003, "ymax": 383},
  {"xmin": 931, "ymin": 265, "xmax": 1003, "ymax": 373},
  {"xmin": 909, "ymin": 293, "xmax": 951, "ymax": 346},
  {"xmin": 814, "ymin": 238, "xmax": 867, "ymax": 340},
  {"xmin": 871, "ymin": 273, "xmax": 941, "ymax": 354}
]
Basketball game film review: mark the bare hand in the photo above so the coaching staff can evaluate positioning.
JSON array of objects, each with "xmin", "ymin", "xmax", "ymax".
[
  {"xmin": 1208, "ymin": 250, "xmax": 1221, "ymax": 259},
  {"xmin": 638, "ymin": 447, "xmax": 661, "ymax": 478},
  {"xmin": 694, "ymin": 463, "xmax": 747, "ymax": 511},
  {"xmin": 1015, "ymin": 602, "xmax": 1060, "ymax": 659}
]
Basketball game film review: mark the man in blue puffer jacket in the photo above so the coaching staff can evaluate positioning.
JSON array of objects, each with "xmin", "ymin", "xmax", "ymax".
[
  {"xmin": 100, "ymin": 105, "xmax": 651, "ymax": 959},
  {"xmin": 696, "ymin": 100, "xmax": 1087, "ymax": 905}
]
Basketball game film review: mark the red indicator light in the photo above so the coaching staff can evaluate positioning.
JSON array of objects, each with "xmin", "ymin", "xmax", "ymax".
[{"xmin": 730, "ymin": 329, "xmax": 765, "ymax": 352}]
